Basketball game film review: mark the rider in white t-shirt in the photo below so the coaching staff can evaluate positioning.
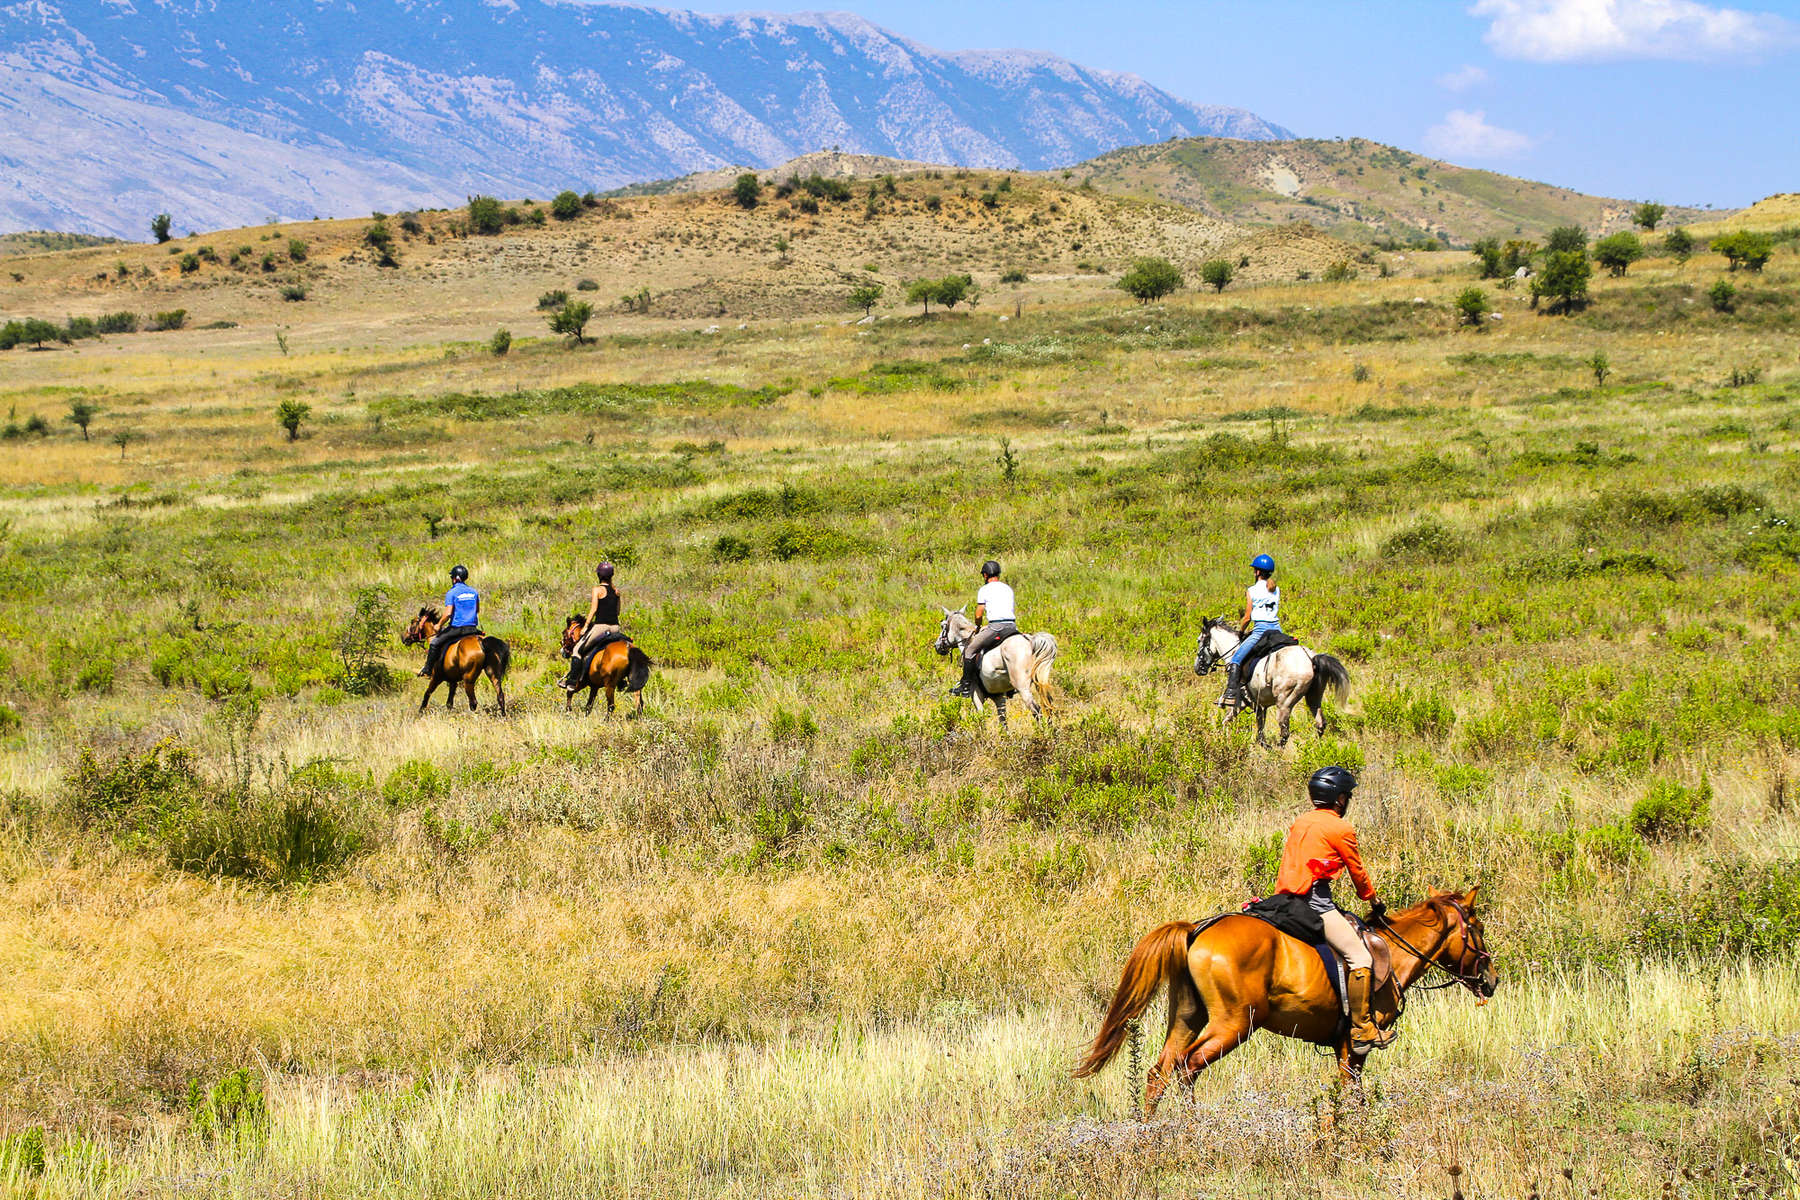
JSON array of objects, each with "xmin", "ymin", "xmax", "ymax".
[
  {"xmin": 952, "ymin": 560, "xmax": 1018, "ymax": 697},
  {"xmin": 1221, "ymin": 553, "xmax": 1282, "ymax": 709}
]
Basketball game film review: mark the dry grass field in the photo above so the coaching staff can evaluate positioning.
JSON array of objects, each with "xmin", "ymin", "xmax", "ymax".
[{"xmin": 1, "ymin": 175, "xmax": 1798, "ymax": 1197}]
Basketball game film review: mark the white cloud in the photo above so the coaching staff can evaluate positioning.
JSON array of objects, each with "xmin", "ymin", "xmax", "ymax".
[
  {"xmin": 1423, "ymin": 109, "xmax": 1536, "ymax": 158},
  {"xmin": 1472, "ymin": 0, "xmax": 1798, "ymax": 62},
  {"xmin": 1436, "ymin": 63, "xmax": 1491, "ymax": 90}
]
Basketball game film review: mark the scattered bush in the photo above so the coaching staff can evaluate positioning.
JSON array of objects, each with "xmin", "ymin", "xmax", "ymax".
[
  {"xmin": 733, "ymin": 173, "xmax": 761, "ymax": 210},
  {"xmin": 1708, "ymin": 279, "xmax": 1737, "ymax": 313},
  {"xmin": 186, "ymin": 1068, "xmax": 266, "ymax": 1143},
  {"xmin": 1714, "ymin": 230, "xmax": 1774, "ymax": 272},
  {"xmin": 547, "ymin": 299, "xmax": 594, "ymax": 345},
  {"xmin": 1632, "ymin": 201, "xmax": 1666, "ymax": 231},
  {"xmin": 287, "ymin": 238, "xmax": 309, "ymax": 262},
  {"xmin": 1199, "ymin": 259, "xmax": 1235, "ymax": 293},
  {"xmin": 150, "ymin": 212, "xmax": 173, "ymax": 243},
  {"xmin": 575, "ymin": 278, "xmax": 599, "ymax": 291},
  {"xmin": 382, "ymin": 759, "xmax": 448, "ymax": 809},
  {"xmin": 537, "ymin": 289, "xmax": 569, "ymax": 310},
  {"xmin": 468, "ymin": 194, "xmax": 506, "ymax": 235},
  {"xmin": 1117, "ymin": 256, "xmax": 1182, "ymax": 304},
  {"xmin": 1593, "ymin": 231, "xmax": 1644, "ymax": 276},
  {"xmin": 1663, "ymin": 227, "xmax": 1694, "ymax": 263},
  {"xmin": 1630, "ymin": 777, "xmax": 1711, "ymax": 840},
  {"xmin": 281, "ymin": 284, "xmax": 307, "ymax": 302},
  {"xmin": 551, "ymin": 190, "xmax": 583, "ymax": 220},
  {"xmin": 276, "ymin": 399, "xmax": 311, "ymax": 441},
  {"xmin": 179, "ymin": 252, "xmax": 200, "ymax": 274},
  {"xmin": 1322, "ymin": 259, "xmax": 1357, "ymax": 282},
  {"xmin": 337, "ymin": 586, "xmax": 396, "ymax": 696},
  {"xmin": 96, "ymin": 311, "xmax": 138, "ymax": 334},
  {"xmin": 149, "ymin": 309, "xmax": 187, "ymax": 331},
  {"xmin": 1532, "ymin": 249, "xmax": 1592, "ymax": 314},
  {"xmin": 489, "ymin": 328, "xmax": 512, "ymax": 357},
  {"xmin": 1380, "ymin": 516, "xmax": 1462, "ymax": 560},
  {"xmin": 1454, "ymin": 286, "xmax": 1490, "ymax": 326}
]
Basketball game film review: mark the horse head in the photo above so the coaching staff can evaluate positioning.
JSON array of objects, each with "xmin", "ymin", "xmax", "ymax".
[
  {"xmin": 1391, "ymin": 886, "xmax": 1498, "ymax": 1002},
  {"xmin": 934, "ymin": 607, "xmax": 972, "ymax": 657},
  {"xmin": 402, "ymin": 607, "xmax": 439, "ymax": 646},
  {"xmin": 1193, "ymin": 617, "xmax": 1239, "ymax": 676},
  {"xmin": 560, "ymin": 615, "xmax": 585, "ymax": 659}
]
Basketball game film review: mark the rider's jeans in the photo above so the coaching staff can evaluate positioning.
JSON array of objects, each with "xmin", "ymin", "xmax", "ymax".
[{"xmin": 1232, "ymin": 620, "xmax": 1283, "ymax": 665}]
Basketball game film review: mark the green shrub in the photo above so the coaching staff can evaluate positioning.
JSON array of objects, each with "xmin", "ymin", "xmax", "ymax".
[
  {"xmin": 468, "ymin": 194, "xmax": 506, "ymax": 235},
  {"xmin": 489, "ymin": 328, "xmax": 511, "ymax": 357},
  {"xmin": 67, "ymin": 738, "xmax": 202, "ymax": 829},
  {"xmin": 186, "ymin": 1068, "xmax": 266, "ymax": 1142},
  {"xmin": 1242, "ymin": 832, "xmax": 1282, "ymax": 896},
  {"xmin": 96, "ymin": 310, "xmax": 138, "ymax": 334},
  {"xmin": 1630, "ymin": 777, "xmax": 1711, "ymax": 840},
  {"xmin": 382, "ymin": 759, "xmax": 447, "ymax": 809},
  {"xmin": 0, "ymin": 704, "xmax": 20, "ymax": 733},
  {"xmin": 1454, "ymin": 286, "xmax": 1490, "ymax": 326},
  {"xmin": 551, "ymin": 190, "xmax": 583, "ymax": 220},
  {"xmin": 149, "ymin": 309, "xmax": 187, "ymax": 331},
  {"xmin": 537, "ymin": 288, "xmax": 569, "ymax": 310},
  {"xmin": 0, "ymin": 1126, "xmax": 45, "ymax": 1176},
  {"xmin": 770, "ymin": 707, "xmax": 818, "ymax": 744},
  {"xmin": 287, "ymin": 238, "xmax": 308, "ymax": 262},
  {"xmin": 712, "ymin": 534, "xmax": 752, "ymax": 562},
  {"xmin": 1199, "ymin": 259, "xmax": 1235, "ymax": 292},
  {"xmin": 1637, "ymin": 857, "xmax": 1800, "ymax": 956},
  {"xmin": 1380, "ymin": 517, "xmax": 1461, "ymax": 560},
  {"xmin": 1296, "ymin": 736, "xmax": 1364, "ymax": 778},
  {"xmin": 1117, "ymin": 256, "xmax": 1182, "ymax": 304},
  {"xmin": 166, "ymin": 792, "xmax": 367, "ymax": 885},
  {"xmin": 1708, "ymin": 279, "xmax": 1736, "ymax": 313},
  {"xmin": 337, "ymin": 586, "xmax": 397, "ymax": 696}
]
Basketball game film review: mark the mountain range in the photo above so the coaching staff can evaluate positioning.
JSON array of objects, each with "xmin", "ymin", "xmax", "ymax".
[{"xmin": 0, "ymin": 0, "xmax": 1291, "ymax": 239}]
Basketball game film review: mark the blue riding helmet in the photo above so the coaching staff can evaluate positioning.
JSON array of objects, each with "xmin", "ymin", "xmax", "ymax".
[{"xmin": 1251, "ymin": 553, "xmax": 1276, "ymax": 573}]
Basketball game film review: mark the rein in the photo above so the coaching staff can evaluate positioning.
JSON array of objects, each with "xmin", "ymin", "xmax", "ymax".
[{"xmin": 1374, "ymin": 898, "xmax": 1492, "ymax": 996}]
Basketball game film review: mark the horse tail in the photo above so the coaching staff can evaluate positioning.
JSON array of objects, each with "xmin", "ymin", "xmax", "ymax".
[
  {"xmin": 624, "ymin": 645, "xmax": 653, "ymax": 693},
  {"xmin": 1029, "ymin": 632, "xmax": 1057, "ymax": 689},
  {"xmin": 482, "ymin": 637, "xmax": 511, "ymax": 682},
  {"xmin": 1309, "ymin": 652, "xmax": 1349, "ymax": 707},
  {"xmin": 1074, "ymin": 920, "xmax": 1194, "ymax": 1078}
]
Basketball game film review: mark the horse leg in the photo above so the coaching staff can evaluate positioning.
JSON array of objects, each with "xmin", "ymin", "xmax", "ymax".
[
  {"xmin": 1277, "ymin": 695, "xmax": 1297, "ymax": 747},
  {"xmin": 1254, "ymin": 703, "xmax": 1268, "ymax": 747},
  {"xmin": 583, "ymin": 685, "xmax": 598, "ymax": 715},
  {"xmin": 634, "ymin": 687, "xmax": 645, "ymax": 718},
  {"xmin": 1308, "ymin": 692, "xmax": 1325, "ymax": 737},
  {"xmin": 419, "ymin": 679, "xmax": 439, "ymax": 713},
  {"xmin": 605, "ymin": 678, "xmax": 617, "ymax": 717},
  {"xmin": 994, "ymin": 696, "xmax": 1008, "ymax": 729},
  {"xmin": 464, "ymin": 675, "xmax": 478, "ymax": 712}
]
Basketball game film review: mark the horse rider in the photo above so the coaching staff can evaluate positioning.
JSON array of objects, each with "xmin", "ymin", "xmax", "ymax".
[
  {"xmin": 950, "ymin": 560, "xmax": 1016, "ymax": 698},
  {"xmin": 421, "ymin": 564, "xmax": 481, "ymax": 678},
  {"xmin": 560, "ymin": 562, "xmax": 623, "ymax": 692},
  {"xmin": 1275, "ymin": 766, "xmax": 1395, "ymax": 1054},
  {"xmin": 1220, "ymin": 552, "xmax": 1282, "ymax": 709}
]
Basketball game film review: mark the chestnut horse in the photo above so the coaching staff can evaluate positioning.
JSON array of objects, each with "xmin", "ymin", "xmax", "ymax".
[
  {"xmin": 1076, "ymin": 887, "xmax": 1496, "ymax": 1113},
  {"xmin": 402, "ymin": 608, "xmax": 511, "ymax": 715},
  {"xmin": 560, "ymin": 616, "xmax": 652, "ymax": 716}
]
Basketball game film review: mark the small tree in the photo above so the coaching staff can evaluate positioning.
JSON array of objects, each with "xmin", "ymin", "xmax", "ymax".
[
  {"xmin": 468, "ymin": 194, "xmax": 505, "ymax": 236},
  {"xmin": 150, "ymin": 213, "xmax": 173, "ymax": 244},
  {"xmin": 489, "ymin": 328, "xmax": 512, "ymax": 357},
  {"xmin": 363, "ymin": 222, "xmax": 398, "ymax": 268},
  {"xmin": 1471, "ymin": 238, "xmax": 1504, "ymax": 279},
  {"xmin": 551, "ymin": 190, "xmax": 583, "ymax": 220},
  {"xmin": 1502, "ymin": 239, "xmax": 1538, "ymax": 274},
  {"xmin": 112, "ymin": 429, "xmax": 136, "ymax": 460},
  {"xmin": 1589, "ymin": 351, "xmax": 1611, "ymax": 386},
  {"xmin": 733, "ymin": 173, "xmax": 762, "ymax": 210},
  {"xmin": 1714, "ymin": 230, "xmax": 1774, "ymax": 272},
  {"xmin": 1546, "ymin": 226, "xmax": 1588, "ymax": 255},
  {"xmin": 1593, "ymin": 231, "xmax": 1644, "ymax": 277},
  {"xmin": 18, "ymin": 318, "xmax": 66, "ymax": 348},
  {"xmin": 934, "ymin": 274, "xmax": 973, "ymax": 310},
  {"xmin": 276, "ymin": 399, "xmax": 312, "ymax": 441},
  {"xmin": 1663, "ymin": 227, "xmax": 1694, "ymax": 264},
  {"xmin": 67, "ymin": 398, "xmax": 98, "ymax": 440},
  {"xmin": 548, "ymin": 299, "xmax": 594, "ymax": 345},
  {"xmin": 287, "ymin": 238, "xmax": 309, "ymax": 262},
  {"xmin": 849, "ymin": 281, "xmax": 884, "ymax": 316},
  {"xmin": 1532, "ymin": 249, "xmax": 1592, "ymax": 314},
  {"xmin": 1454, "ymin": 286, "xmax": 1490, "ymax": 327},
  {"xmin": 907, "ymin": 278, "xmax": 937, "ymax": 315},
  {"xmin": 1117, "ymin": 256, "xmax": 1183, "ymax": 304},
  {"xmin": 1708, "ymin": 279, "xmax": 1737, "ymax": 313},
  {"xmin": 1199, "ymin": 259, "xmax": 1234, "ymax": 293},
  {"xmin": 1632, "ymin": 202, "xmax": 1667, "ymax": 231}
]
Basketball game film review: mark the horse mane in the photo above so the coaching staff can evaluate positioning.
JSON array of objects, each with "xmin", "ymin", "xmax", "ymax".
[
  {"xmin": 566, "ymin": 613, "xmax": 584, "ymax": 626},
  {"xmin": 417, "ymin": 606, "xmax": 435, "ymax": 618}
]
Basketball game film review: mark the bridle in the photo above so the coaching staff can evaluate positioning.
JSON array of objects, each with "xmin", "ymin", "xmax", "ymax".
[
  {"xmin": 1193, "ymin": 619, "xmax": 1240, "ymax": 676},
  {"xmin": 1374, "ymin": 896, "xmax": 1495, "ymax": 999},
  {"xmin": 402, "ymin": 612, "xmax": 437, "ymax": 647},
  {"xmin": 933, "ymin": 611, "xmax": 970, "ymax": 657}
]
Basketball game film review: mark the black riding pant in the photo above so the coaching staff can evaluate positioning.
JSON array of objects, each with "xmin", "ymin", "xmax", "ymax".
[{"xmin": 963, "ymin": 620, "xmax": 1017, "ymax": 663}]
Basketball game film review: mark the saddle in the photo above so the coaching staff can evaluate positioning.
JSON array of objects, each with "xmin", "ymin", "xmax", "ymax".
[{"xmin": 1240, "ymin": 631, "xmax": 1299, "ymax": 680}]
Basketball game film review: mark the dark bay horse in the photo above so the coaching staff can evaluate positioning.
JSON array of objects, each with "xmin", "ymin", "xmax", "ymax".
[
  {"xmin": 560, "ymin": 616, "xmax": 652, "ymax": 716},
  {"xmin": 1077, "ymin": 887, "xmax": 1496, "ymax": 1112},
  {"xmin": 402, "ymin": 608, "xmax": 511, "ymax": 715}
]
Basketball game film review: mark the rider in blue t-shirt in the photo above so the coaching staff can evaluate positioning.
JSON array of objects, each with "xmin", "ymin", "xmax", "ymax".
[{"xmin": 421, "ymin": 564, "xmax": 481, "ymax": 678}]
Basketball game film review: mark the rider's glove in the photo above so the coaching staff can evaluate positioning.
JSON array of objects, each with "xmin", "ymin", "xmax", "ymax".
[{"xmin": 1368, "ymin": 899, "xmax": 1387, "ymax": 922}]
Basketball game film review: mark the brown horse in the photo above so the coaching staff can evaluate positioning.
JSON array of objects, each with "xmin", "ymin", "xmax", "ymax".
[
  {"xmin": 560, "ymin": 616, "xmax": 652, "ymax": 716},
  {"xmin": 402, "ymin": 608, "xmax": 511, "ymax": 715},
  {"xmin": 1076, "ymin": 887, "xmax": 1496, "ymax": 1113}
]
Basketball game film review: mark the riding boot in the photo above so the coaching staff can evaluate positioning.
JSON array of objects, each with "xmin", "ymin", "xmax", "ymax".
[
  {"xmin": 1218, "ymin": 661, "xmax": 1243, "ymax": 709},
  {"xmin": 418, "ymin": 646, "xmax": 439, "ymax": 678},
  {"xmin": 1348, "ymin": 967, "xmax": 1396, "ymax": 1053},
  {"xmin": 950, "ymin": 655, "xmax": 979, "ymax": 698}
]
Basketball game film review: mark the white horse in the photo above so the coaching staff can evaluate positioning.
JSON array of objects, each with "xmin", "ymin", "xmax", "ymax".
[
  {"xmin": 933, "ymin": 608, "xmax": 1058, "ymax": 728},
  {"xmin": 1193, "ymin": 617, "xmax": 1349, "ymax": 746}
]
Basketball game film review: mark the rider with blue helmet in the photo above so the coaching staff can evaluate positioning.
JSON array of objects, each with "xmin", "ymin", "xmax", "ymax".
[{"xmin": 1221, "ymin": 553, "xmax": 1281, "ymax": 709}]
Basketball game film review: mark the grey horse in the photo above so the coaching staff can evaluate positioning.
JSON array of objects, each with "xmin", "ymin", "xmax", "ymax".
[
  {"xmin": 934, "ymin": 608, "xmax": 1058, "ymax": 728},
  {"xmin": 1194, "ymin": 617, "xmax": 1349, "ymax": 746}
]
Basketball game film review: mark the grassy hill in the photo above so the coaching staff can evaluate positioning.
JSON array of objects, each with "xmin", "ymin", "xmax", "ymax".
[
  {"xmin": 0, "ymin": 169, "xmax": 1797, "ymax": 1198},
  {"xmin": 1075, "ymin": 136, "xmax": 1718, "ymax": 246},
  {"xmin": 1688, "ymin": 192, "xmax": 1800, "ymax": 238},
  {"xmin": 0, "ymin": 230, "xmax": 121, "ymax": 257}
]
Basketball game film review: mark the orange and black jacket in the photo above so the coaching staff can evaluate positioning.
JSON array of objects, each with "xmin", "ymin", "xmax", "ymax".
[{"xmin": 1274, "ymin": 807, "xmax": 1376, "ymax": 902}]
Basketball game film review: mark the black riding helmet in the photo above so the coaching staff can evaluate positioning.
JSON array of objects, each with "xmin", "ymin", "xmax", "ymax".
[
  {"xmin": 596, "ymin": 562, "xmax": 615, "ymax": 582},
  {"xmin": 449, "ymin": 564, "xmax": 469, "ymax": 583},
  {"xmin": 982, "ymin": 559, "xmax": 1002, "ymax": 579},
  {"xmin": 1308, "ymin": 765, "xmax": 1357, "ymax": 807}
]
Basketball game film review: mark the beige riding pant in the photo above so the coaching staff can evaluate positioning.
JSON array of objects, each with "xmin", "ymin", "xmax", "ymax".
[
  {"xmin": 1320, "ymin": 907, "xmax": 1372, "ymax": 971},
  {"xmin": 574, "ymin": 623, "xmax": 621, "ymax": 655}
]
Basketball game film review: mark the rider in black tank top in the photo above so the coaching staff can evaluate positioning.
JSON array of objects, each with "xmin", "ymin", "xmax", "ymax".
[{"xmin": 593, "ymin": 584, "xmax": 620, "ymax": 626}]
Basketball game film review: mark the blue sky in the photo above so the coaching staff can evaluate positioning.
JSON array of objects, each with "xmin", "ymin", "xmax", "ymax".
[{"xmin": 647, "ymin": 0, "xmax": 1798, "ymax": 208}]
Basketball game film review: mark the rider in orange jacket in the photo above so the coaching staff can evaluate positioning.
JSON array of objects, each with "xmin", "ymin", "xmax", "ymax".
[{"xmin": 1274, "ymin": 765, "xmax": 1395, "ymax": 1053}]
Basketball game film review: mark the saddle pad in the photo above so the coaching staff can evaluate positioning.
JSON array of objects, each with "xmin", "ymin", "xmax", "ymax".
[
  {"xmin": 1242, "ymin": 630, "xmax": 1299, "ymax": 675},
  {"xmin": 590, "ymin": 630, "xmax": 631, "ymax": 649},
  {"xmin": 1313, "ymin": 943, "xmax": 1348, "ymax": 1016}
]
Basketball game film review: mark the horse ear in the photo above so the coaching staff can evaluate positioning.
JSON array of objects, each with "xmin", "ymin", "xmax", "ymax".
[
  {"xmin": 941, "ymin": 606, "xmax": 951, "ymax": 616},
  {"xmin": 1461, "ymin": 884, "xmax": 1480, "ymax": 907},
  {"xmin": 1426, "ymin": 885, "xmax": 1449, "ymax": 898}
]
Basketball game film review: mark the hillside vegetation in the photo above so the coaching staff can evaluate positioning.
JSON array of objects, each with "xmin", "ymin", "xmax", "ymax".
[
  {"xmin": 1077, "ymin": 136, "xmax": 1718, "ymax": 246},
  {"xmin": 0, "ymin": 182, "xmax": 1797, "ymax": 1198}
]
